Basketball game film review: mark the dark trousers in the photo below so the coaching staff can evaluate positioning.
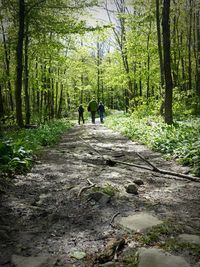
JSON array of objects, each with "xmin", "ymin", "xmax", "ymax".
[
  {"xmin": 99, "ymin": 112, "xmax": 104, "ymax": 123},
  {"xmin": 91, "ymin": 111, "xmax": 96, "ymax": 123},
  {"xmin": 78, "ymin": 113, "xmax": 84, "ymax": 124}
]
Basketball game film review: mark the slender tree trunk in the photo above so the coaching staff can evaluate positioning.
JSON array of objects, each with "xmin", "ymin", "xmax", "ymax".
[
  {"xmin": 57, "ymin": 83, "xmax": 63, "ymax": 118},
  {"xmin": 187, "ymin": 0, "xmax": 192, "ymax": 92},
  {"xmin": 24, "ymin": 20, "xmax": 31, "ymax": 125},
  {"xmin": 51, "ymin": 79, "xmax": 54, "ymax": 119},
  {"xmin": 146, "ymin": 20, "xmax": 152, "ymax": 98},
  {"xmin": 1, "ymin": 21, "xmax": 14, "ymax": 112},
  {"xmin": 156, "ymin": 0, "xmax": 164, "ymax": 88},
  {"xmin": 0, "ymin": 85, "xmax": 4, "ymax": 117},
  {"xmin": 97, "ymin": 41, "xmax": 100, "ymax": 103},
  {"xmin": 55, "ymin": 68, "xmax": 59, "ymax": 116},
  {"xmin": 15, "ymin": 0, "xmax": 25, "ymax": 127},
  {"xmin": 171, "ymin": 15, "xmax": 178, "ymax": 87},
  {"xmin": 162, "ymin": 0, "xmax": 173, "ymax": 124},
  {"xmin": 196, "ymin": 11, "xmax": 200, "ymax": 98}
]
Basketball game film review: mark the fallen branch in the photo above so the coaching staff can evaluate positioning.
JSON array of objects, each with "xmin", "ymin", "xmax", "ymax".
[
  {"xmin": 135, "ymin": 152, "xmax": 199, "ymax": 182},
  {"xmin": 78, "ymin": 178, "xmax": 96, "ymax": 197},
  {"xmin": 106, "ymin": 158, "xmax": 152, "ymax": 171},
  {"xmin": 110, "ymin": 212, "xmax": 120, "ymax": 228},
  {"xmin": 79, "ymin": 137, "xmax": 199, "ymax": 182},
  {"xmin": 136, "ymin": 152, "xmax": 159, "ymax": 171}
]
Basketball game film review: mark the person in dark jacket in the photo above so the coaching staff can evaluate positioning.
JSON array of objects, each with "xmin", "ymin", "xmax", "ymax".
[
  {"xmin": 97, "ymin": 101, "xmax": 105, "ymax": 123},
  {"xmin": 78, "ymin": 104, "xmax": 84, "ymax": 124}
]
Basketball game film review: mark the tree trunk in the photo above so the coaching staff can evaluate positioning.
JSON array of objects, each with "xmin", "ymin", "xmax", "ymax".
[
  {"xmin": 97, "ymin": 41, "xmax": 100, "ymax": 103},
  {"xmin": 1, "ymin": 20, "xmax": 14, "ymax": 112},
  {"xmin": 57, "ymin": 83, "xmax": 63, "ymax": 118},
  {"xmin": 24, "ymin": 20, "xmax": 31, "ymax": 125},
  {"xmin": 0, "ymin": 85, "xmax": 4, "ymax": 117},
  {"xmin": 156, "ymin": 0, "xmax": 164, "ymax": 88},
  {"xmin": 196, "ymin": 11, "xmax": 200, "ymax": 99},
  {"xmin": 15, "ymin": 0, "xmax": 25, "ymax": 127},
  {"xmin": 162, "ymin": 0, "xmax": 173, "ymax": 124},
  {"xmin": 146, "ymin": 20, "xmax": 152, "ymax": 98},
  {"xmin": 187, "ymin": 0, "xmax": 192, "ymax": 92}
]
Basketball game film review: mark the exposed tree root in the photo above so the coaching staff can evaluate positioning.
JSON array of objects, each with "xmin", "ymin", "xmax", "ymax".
[{"xmin": 78, "ymin": 178, "xmax": 96, "ymax": 197}]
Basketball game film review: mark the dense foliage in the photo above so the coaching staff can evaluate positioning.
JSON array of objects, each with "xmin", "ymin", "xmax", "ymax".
[
  {"xmin": 105, "ymin": 113, "xmax": 200, "ymax": 176},
  {"xmin": 0, "ymin": 0, "xmax": 199, "ymax": 127}
]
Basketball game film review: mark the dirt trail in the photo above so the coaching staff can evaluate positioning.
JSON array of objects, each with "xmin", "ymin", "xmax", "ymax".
[{"xmin": 0, "ymin": 123, "xmax": 200, "ymax": 266}]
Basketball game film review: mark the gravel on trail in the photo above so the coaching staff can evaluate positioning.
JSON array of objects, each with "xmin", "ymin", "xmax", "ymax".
[{"xmin": 0, "ymin": 123, "xmax": 199, "ymax": 267}]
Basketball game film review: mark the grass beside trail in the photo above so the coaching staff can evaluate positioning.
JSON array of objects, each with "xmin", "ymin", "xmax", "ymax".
[
  {"xmin": 105, "ymin": 113, "xmax": 200, "ymax": 176},
  {"xmin": 0, "ymin": 119, "xmax": 73, "ymax": 191}
]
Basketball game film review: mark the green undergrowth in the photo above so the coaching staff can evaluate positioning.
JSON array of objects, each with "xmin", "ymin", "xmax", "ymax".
[
  {"xmin": 0, "ymin": 119, "xmax": 73, "ymax": 192},
  {"xmin": 92, "ymin": 183, "xmax": 120, "ymax": 197},
  {"xmin": 105, "ymin": 113, "xmax": 200, "ymax": 176}
]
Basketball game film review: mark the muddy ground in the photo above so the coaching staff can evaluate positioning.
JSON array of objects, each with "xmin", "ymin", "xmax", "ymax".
[{"xmin": 0, "ymin": 123, "xmax": 200, "ymax": 266}]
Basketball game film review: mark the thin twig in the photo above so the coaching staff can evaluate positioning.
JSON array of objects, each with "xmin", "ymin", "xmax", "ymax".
[
  {"xmin": 78, "ymin": 179, "xmax": 96, "ymax": 197},
  {"xmin": 110, "ymin": 212, "xmax": 120, "ymax": 227},
  {"xmin": 136, "ymin": 152, "xmax": 159, "ymax": 171}
]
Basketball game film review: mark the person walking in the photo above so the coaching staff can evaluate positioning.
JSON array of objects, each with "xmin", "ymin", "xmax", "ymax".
[
  {"xmin": 97, "ymin": 101, "xmax": 105, "ymax": 123},
  {"xmin": 88, "ymin": 97, "xmax": 98, "ymax": 123},
  {"xmin": 78, "ymin": 104, "xmax": 85, "ymax": 124}
]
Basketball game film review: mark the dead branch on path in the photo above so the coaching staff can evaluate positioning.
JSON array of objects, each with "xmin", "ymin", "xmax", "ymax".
[
  {"xmin": 78, "ymin": 178, "xmax": 96, "ymax": 197},
  {"xmin": 79, "ymin": 136, "xmax": 199, "ymax": 182},
  {"xmin": 110, "ymin": 212, "xmax": 120, "ymax": 228},
  {"xmin": 135, "ymin": 152, "xmax": 199, "ymax": 182},
  {"xmin": 136, "ymin": 152, "xmax": 159, "ymax": 171}
]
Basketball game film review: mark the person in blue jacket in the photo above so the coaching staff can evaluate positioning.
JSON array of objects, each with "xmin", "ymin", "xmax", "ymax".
[
  {"xmin": 97, "ymin": 102, "xmax": 105, "ymax": 123},
  {"xmin": 78, "ymin": 104, "xmax": 85, "ymax": 124}
]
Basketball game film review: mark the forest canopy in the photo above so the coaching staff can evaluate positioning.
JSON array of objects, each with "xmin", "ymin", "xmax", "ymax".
[{"xmin": 0, "ymin": 0, "xmax": 199, "ymax": 127}]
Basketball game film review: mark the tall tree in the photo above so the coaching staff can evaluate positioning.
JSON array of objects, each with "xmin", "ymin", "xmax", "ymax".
[
  {"xmin": 15, "ymin": 0, "xmax": 25, "ymax": 127},
  {"xmin": 156, "ymin": 0, "xmax": 164, "ymax": 88},
  {"xmin": 162, "ymin": 0, "xmax": 173, "ymax": 124}
]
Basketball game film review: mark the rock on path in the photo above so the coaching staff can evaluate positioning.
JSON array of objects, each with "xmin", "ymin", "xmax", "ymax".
[{"xmin": 138, "ymin": 248, "xmax": 191, "ymax": 267}]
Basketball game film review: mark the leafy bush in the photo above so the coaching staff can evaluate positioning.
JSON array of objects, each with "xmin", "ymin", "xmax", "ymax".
[
  {"xmin": 0, "ymin": 119, "xmax": 73, "ymax": 176},
  {"xmin": 105, "ymin": 113, "xmax": 200, "ymax": 176}
]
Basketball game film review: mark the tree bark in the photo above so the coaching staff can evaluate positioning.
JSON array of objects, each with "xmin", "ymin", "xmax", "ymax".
[
  {"xmin": 156, "ymin": 0, "xmax": 164, "ymax": 89},
  {"xmin": 24, "ymin": 19, "xmax": 31, "ymax": 125},
  {"xmin": 196, "ymin": 11, "xmax": 200, "ymax": 99},
  {"xmin": 187, "ymin": 0, "xmax": 192, "ymax": 92},
  {"xmin": 146, "ymin": 20, "xmax": 152, "ymax": 98},
  {"xmin": 1, "ymin": 21, "xmax": 14, "ymax": 112},
  {"xmin": 15, "ymin": 0, "xmax": 25, "ymax": 127},
  {"xmin": 0, "ymin": 85, "xmax": 4, "ymax": 118},
  {"xmin": 162, "ymin": 0, "xmax": 173, "ymax": 124}
]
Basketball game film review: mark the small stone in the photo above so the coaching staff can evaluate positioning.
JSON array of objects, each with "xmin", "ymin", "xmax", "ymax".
[
  {"xmin": 134, "ymin": 179, "xmax": 144, "ymax": 186},
  {"xmin": 118, "ymin": 212, "xmax": 163, "ymax": 232},
  {"xmin": 88, "ymin": 192, "xmax": 111, "ymax": 205},
  {"xmin": 70, "ymin": 251, "xmax": 86, "ymax": 260},
  {"xmin": 11, "ymin": 255, "xmax": 58, "ymax": 267},
  {"xmin": 138, "ymin": 247, "xmax": 191, "ymax": 267},
  {"xmin": 178, "ymin": 234, "xmax": 200, "ymax": 245},
  {"xmin": 126, "ymin": 184, "xmax": 138, "ymax": 194}
]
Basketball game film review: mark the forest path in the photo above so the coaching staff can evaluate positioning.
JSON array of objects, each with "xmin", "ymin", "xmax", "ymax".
[{"xmin": 0, "ymin": 122, "xmax": 200, "ymax": 267}]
